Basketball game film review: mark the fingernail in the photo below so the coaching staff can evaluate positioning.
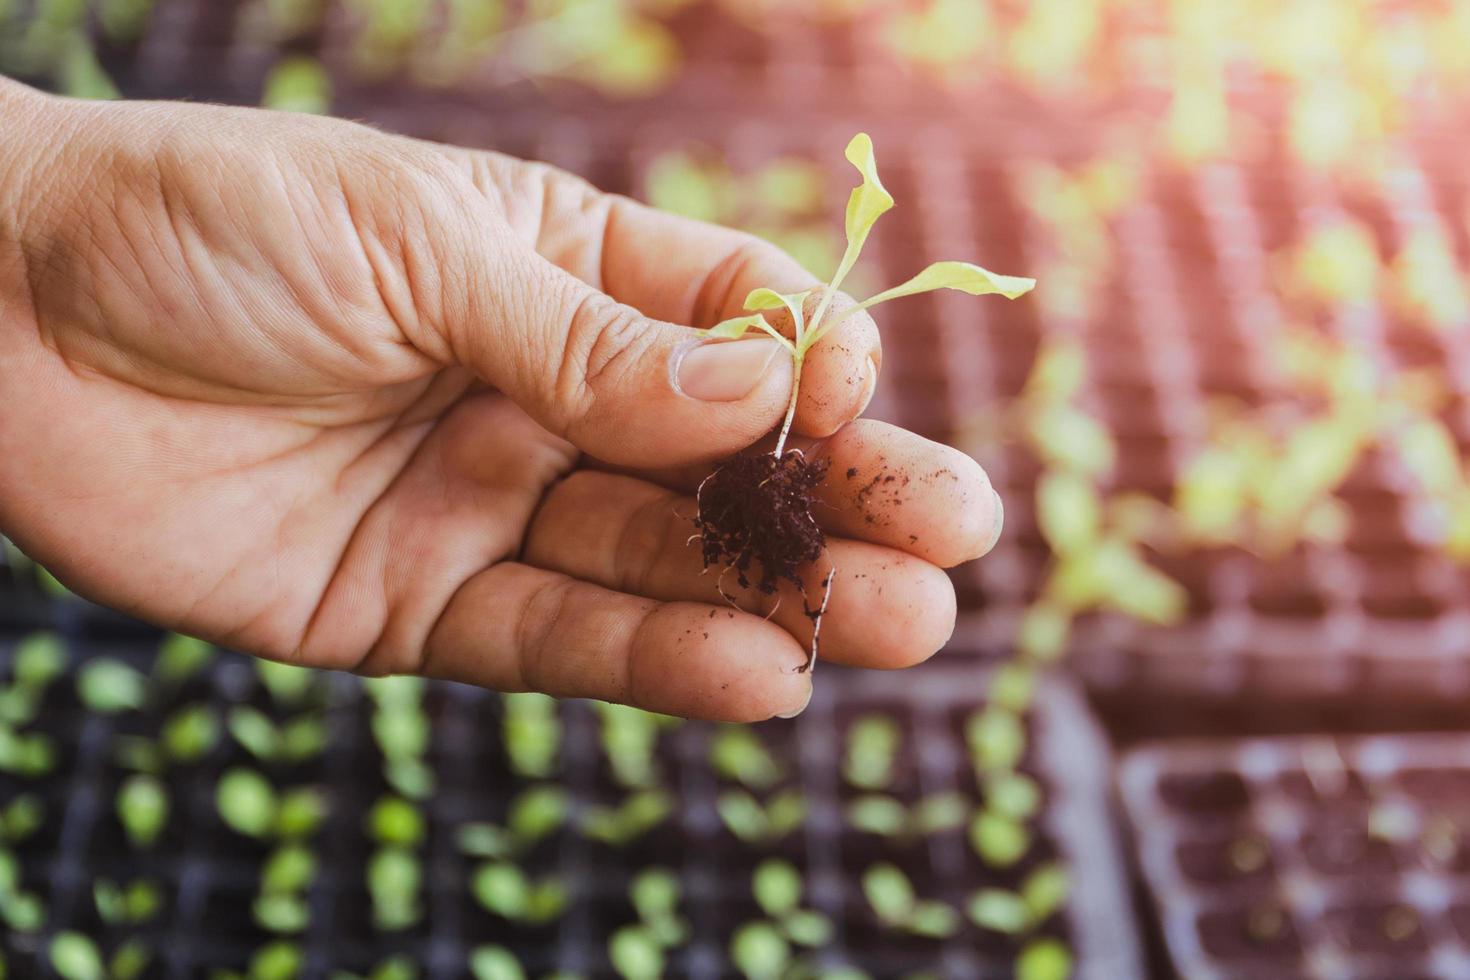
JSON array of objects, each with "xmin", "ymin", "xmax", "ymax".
[
  {"xmin": 982, "ymin": 489, "xmax": 1004, "ymax": 555},
  {"xmin": 775, "ymin": 683, "xmax": 812, "ymax": 719},
  {"xmin": 856, "ymin": 354, "xmax": 878, "ymax": 416},
  {"xmin": 672, "ymin": 338, "xmax": 787, "ymax": 402}
]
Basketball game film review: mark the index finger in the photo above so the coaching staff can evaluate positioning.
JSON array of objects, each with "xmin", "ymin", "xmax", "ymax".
[{"xmin": 444, "ymin": 148, "xmax": 881, "ymax": 438}]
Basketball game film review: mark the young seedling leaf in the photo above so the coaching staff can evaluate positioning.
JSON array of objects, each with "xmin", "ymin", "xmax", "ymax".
[
  {"xmin": 49, "ymin": 932, "xmax": 104, "ymax": 980},
  {"xmin": 162, "ymin": 704, "xmax": 219, "ymax": 763},
  {"xmin": 967, "ymin": 889, "xmax": 1029, "ymax": 934},
  {"xmin": 467, "ymin": 946, "xmax": 525, "ymax": 980},
  {"xmin": 256, "ymin": 660, "xmax": 317, "ymax": 707},
  {"xmin": 729, "ymin": 921, "xmax": 790, "ymax": 980},
  {"xmin": 276, "ymin": 787, "xmax": 327, "ymax": 838},
  {"xmin": 507, "ymin": 785, "xmax": 568, "ymax": 844},
  {"xmin": 843, "ymin": 714, "xmax": 899, "ymax": 790},
  {"xmin": 1021, "ymin": 863, "xmax": 1070, "ymax": 923},
  {"xmin": 834, "ymin": 132, "xmax": 893, "ymax": 295},
  {"xmin": 630, "ymin": 868, "xmax": 679, "ymax": 921},
  {"xmin": 862, "ymin": 863, "xmax": 916, "ymax": 924},
  {"xmin": 817, "ymin": 262, "xmax": 1036, "ymax": 343},
  {"xmin": 845, "ymin": 795, "xmax": 907, "ymax": 837},
  {"xmin": 704, "ymin": 313, "xmax": 778, "ymax": 342},
  {"xmin": 752, "ymin": 859, "xmax": 802, "ymax": 918},
  {"xmin": 368, "ymin": 847, "xmax": 422, "ymax": 930},
  {"xmin": 765, "ymin": 789, "xmax": 807, "ymax": 838},
  {"xmin": 967, "ymin": 707, "xmax": 1026, "ymax": 772},
  {"xmin": 716, "ymin": 790, "xmax": 767, "ymax": 844},
  {"xmin": 1016, "ymin": 938, "xmax": 1073, "ymax": 980},
  {"xmin": 262, "ymin": 844, "xmax": 316, "ymax": 895},
  {"xmin": 473, "ymin": 863, "xmax": 530, "ymax": 919},
  {"xmin": 709, "ymin": 727, "xmax": 783, "ymax": 791},
  {"xmin": 124, "ymin": 879, "xmax": 162, "ymax": 923},
  {"xmin": 229, "ymin": 707, "xmax": 280, "ymax": 762},
  {"xmin": 608, "ymin": 925, "xmax": 663, "ymax": 980},
  {"xmin": 77, "ymin": 658, "xmax": 147, "ymax": 714},
  {"xmin": 971, "ymin": 811, "xmax": 1031, "ymax": 868},
  {"xmin": 216, "ymin": 768, "xmax": 277, "ymax": 839},
  {"xmin": 907, "ymin": 900, "xmax": 960, "ymax": 938},
  {"xmin": 503, "ymin": 693, "xmax": 561, "ymax": 778},
  {"xmin": 117, "ymin": 774, "xmax": 168, "ymax": 849},
  {"xmin": 0, "ymin": 794, "xmax": 43, "ymax": 843},
  {"xmin": 248, "ymin": 941, "xmax": 302, "ymax": 980},
  {"xmin": 254, "ymin": 892, "xmax": 310, "ymax": 933},
  {"xmin": 456, "ymin": 822, "xmax": 512, "ymax": 859},
  {"xmin": 985, "ymin": 772, "xmax": 1042, "ymax": 821},
  {"xmin": 743, "ymin": 288, "xmax": 810, "ymax": 343},
  {"xmin": 153, "ymin": 633, "xmax": 213, "ymax": 686},
  {"xmin": 13, "ymin": 632, "xmax": 65, "ymax": 690},
  {"xmin": 780, "ymin": 908, "xmax": 833, "ymax": 947},
  {"xmin": 368, "ymin": 796, "xmax": 425, "ymax": 848},
  {"xmin": 109, "ymin": 938, "xmax": 151, "ymax": 980},
  {"xmin": 526, "ymin": 878, "xmax": 569, "ymax": 923},
  {"xmin": 913, "ymin": 792, "xmax": 970, "ymax": 835}
]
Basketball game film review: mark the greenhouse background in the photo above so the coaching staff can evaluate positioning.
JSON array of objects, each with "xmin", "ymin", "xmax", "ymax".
[{"xmin": 7, "ymin": 0, "xmax": 1470, "ymax": 977}]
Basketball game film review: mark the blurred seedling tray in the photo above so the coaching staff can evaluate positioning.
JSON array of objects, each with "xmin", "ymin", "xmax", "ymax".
[
  {"xmin": 1121, "ymin": 734, "xmax": 1470, "ymax": 980},
  {"xmin": 0, "ymin": 625, "xmax": 1139, "ymax": 978}
]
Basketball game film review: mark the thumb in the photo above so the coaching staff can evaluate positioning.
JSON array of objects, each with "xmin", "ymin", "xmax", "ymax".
[{"xmin": 456, "ymin": 247, "xmax": 795, "ymax": 468}]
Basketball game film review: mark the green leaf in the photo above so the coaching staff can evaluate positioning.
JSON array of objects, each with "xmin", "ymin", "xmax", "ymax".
[
  {"xmin": 216, "ymin": 768, "xmax": 277, "ymax": 839},
  {"xmin": 1036, "ymin": 471, "xmax": 1102, "ymax": 554},
  {"xmin": 862, "ymin": 863, "xmax": 915, "ymax": 924},
  {"xmin": 153, "ymin": 633, "xmax": 213, "ymax": 686},
  {"xmin": 913, "ymin": 793, "xmax": 969, "ymax": 835},
  {"xmin": 842, "ymin": 714, "xmax": 899, "ymax": 790},
  {"xmin": 162, "ymin": 704, "xmax": 220, "ymax": 763},
  {"xmin": 967, "ymin": 707, "xmax": 1026, "ymax": 772},
  {"xmin": 988, "ymin": 663, "xmax": 1037, "ymax": 712},
  {"xmin": 845, "ymin": 795, "xmax": 907, "ymax": 837},
  {"xmin": 276, "ymin": 787, "xmax": 327, "ymax": 838},
  {"xmin": 970, "ymin": 812, "xmax": 1031, "ymax": 868},
  {"xmin": 1017, "ymin": 602, "xmax": 1072, "ymax": 662},
  {"xmin": 229, "ymin": 707, "xmax": 281, "ymax": 761},
  {"xmin": 368, "ymin": 796, "xmax": 424, "ymax": 847},
  {"xmin": 0, "ymin": 729, "xmax": 54, "ymax": 777},
  {"xmin": 117, "ymin": 774, "xmax": 169, "ymax": 849},
  {"xmin": 94, "ymin": 879, "xmax": 125, "ymax": 924},
  {"xmin": 907, "ymin": 900, "xmax": 959, "ymax": 938},
  {"xmin": 113, "ymin": 736, "xmax": 163, "ymax": 776},
  {"xmin": 249, "ymin": 941, "xmax": 302, "ymax": 980},
  {"xmin": 780, "ymin": 908, "xmax": 832, "ymax": 947},
  {"xmin": 456, "ymin": 822, "xmax": 512, "ymax": 859},
  {"xmin": 1016, "ymin": 938, "xmax": 1073, "ymax": 980},
  {"xmin": 124, "ymin": 878, "xmax": 162, "ymax": 922},
  {"xmin": 834, "ymin": 132, "xmax": 894, "ymax": 294},
  {"xmin": 263, "ymin": 56, "xmax": 332, "ymax": 114},
  {"xmin": 752, "ymin": 859, "xmax": 802, "ymax": 918},
  {"xmin": 368, "ymin": 847, "xmax": 422, "ymax": 929},
  {"xmin": 369, "ymin": 957, "xmax": 416, "ymax": 980},
  {"xmin": 473, "ymin": 863, "xmax": 529, "ymax": 919},
  {"xmin": 985, "ymin": 772, "xmax": 1042, "ymax": 821},
  {"xmin": 846, "ymin": 260, "xmax": 1036, "ymax": 320},
  {"xmin": 526, "ymin": 878, "xmax": 568, "ymax": 923},
  {"xmin": 729, "ymin": 921, "xmax": 790, "ymax": 980},
  {"xmin": 743, "ymin": 288, "xmax": 811, "ymax": 342},
  {"xmin": 254, "ymin": 892, "xmax": 310, "ymax": 933},
  {"xmin": 2, "ymin": 889, "xmax": 44, "ymax": 931},
  {"xmin": 703, "ymin": 313, "xmax": 775, "ymax": 341},
  {"xmin": 109, "ymin": 938, "xmax": 151, "ymax": 980},
  {"xmin": 967, "ymin": 889, "xmax": 1029, "ymax": 933},
  {"xmin": 507, "ymin": 786, "xmax": 568, "ymax": 844},
  {"xmin": 385, "ymin": 757, "xmax": 434, "ymax": 800},
  {"xmin": 467, "ymin": 946, "xmax": 525, "ymax": 980},
  {"xmin": 262, "ymin": 844, "xmax": 316, "ymax": 894},
  {"xmin": 630, "ymin": 868, "xmax": 679, "ymax": 920},
  {"xmin": 49, "ymin": 932, "xmax": 104, "ymax": 980},
  {"xmin": 716, "ymin": 790, "xmax": 767, "ymax": 843},
  {"xmin": 76, "ymin": 658, "xmax": 147, "ymax": 714},
  {"xmin": 280, "ymin": 717, "xmax": 327, "ymax": 762},
  {"xmin": 0, "ymin": 794, "xmax": 43, "ymax": 843},
  {"xmin": 13, "ymin": 632, "xmax": 65, "ymax": 690},
  {"xmin": 709, "ymin": 727, "xmax": 783, "ymax": 791},
  {"xmin": 1021, "ymin": 864, "xmax": 1070, "ymax": 923},
  {"xmin": 0, "ymin": 851, "xmax": 16, "ymax": 896},
  {"xmin": 257, "ymin": 661, "xmax": 318, "ymax": 707},
  {"xmin": 503, "ymin": 693, "xmax": 561, "ymax": 778},
  {"xmin": 765, "ymin": 789, "xmax": 807, "ymax": 838},
  {"xmin": 582, "ymin": 790, "xmax": 671, "ymax": 847},
  {"xmin": 608, "ymin": 925, "xmax": 663, "ymax": 980}
]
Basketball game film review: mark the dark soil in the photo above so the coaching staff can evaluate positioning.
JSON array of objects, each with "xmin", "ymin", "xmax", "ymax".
[{"xmin": 695, "ymin": 450, "xmax": 831, "ymax": 668}]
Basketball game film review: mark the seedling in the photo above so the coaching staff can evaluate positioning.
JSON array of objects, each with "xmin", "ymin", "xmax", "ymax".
[
  {"xmin": 457, "ymin": 785, "xmax": 569, "ymax": 859},
  {"xmin": 152, "ymin": 632, "xmax": 215, "ymax": 689},
  {"xmin": 841, "ymin": 714, "xmax": 899, "ymax": 790},
  {"xmin": 861, "ymin": 863, "xmax": 958, "ymax": 939},
  {"xmin": 582, "ymin": 789, "xmax": 672, "ymax": 848},
  {"xmin": 94, "ymin": 876, "xmax": 163, "ymax": 928},
  {"xmin": 696, "ymin": 133, "xmax": 1034, "ymax": 671},
  {"xmin": 256, "ymin": 660, "xmax": 321, "ymax": 710},
  {"xmin": 329, "ymin": 956, "xmax": 417, "ymax": 980},
  {"xmin": 503, "ymin": 692, "xmax": 561, "ymax": 778},
  {"xmin": 214, "ymin": 767, "xmax": 325, "ymax": 933},
  {"xmin": 367, "ymin": 795, "xmax": 426, "ymax": 930},
  {"xmin": 0, "ymin": 720, "xmax": 55, "ymax": 778},
  {"xmin": 0, "ymin": 631, "xmax": 65, "ymax": 726},
  {"xmin": 227, "ymin": 706, "xmax": 326, "ymax": 767},
  {"xmin": 0, "ymin": 840, "xmax": 45, "ymax": 933},
  {"xmin": 608, "ymin": 868, "xmax": 688, "ymax": 980},
  {"xmin": 49, "ymin": 930, "xmax": 151, "ymax": 980},
  {"xmin": 466, "ymin": 946, "xmax": 582, "ymax": 980},
  {"xmin": 844, "ymin": 791, "xmax": 968, "ymax": 842},
  {"xmin": 716, "ymin": 788, "xmax": 806, "ymax": 846},
  {"xmin": 115, "ymin": 773, "xmax": 168, "ymax": 849},
  {"xmin": 208, "ymin": 940, "xmax": 302, "ymax": 980},
  {"xmin": 709, "ymin": 726, "xmax": 785, "ymax": 791},
  {"xmin": 967, "ymin": 863, "xmax": 1069, "ymax": 935},
  {"xmin": 728, "ymin": 859, "xmax": 835, "ymax": 980},
  {"xmin": 596, "ymin": 702, "xmax": 678, "ymax": 789},
  {"xmin": 364, "ymin": 675, "xmax": 433, "ymax": 800},
  {"xmin": 471, "ymin": 862, "xmax": 568, "ymax": 925},
  {"xmin": 76, "ymin": 658, "xmax": 148, "ymax": 714}
]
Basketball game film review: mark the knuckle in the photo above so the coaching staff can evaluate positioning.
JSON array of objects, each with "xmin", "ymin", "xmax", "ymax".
[{"xmin": 556, "ymin": 290, "xmax": 653, "ymax": 433}]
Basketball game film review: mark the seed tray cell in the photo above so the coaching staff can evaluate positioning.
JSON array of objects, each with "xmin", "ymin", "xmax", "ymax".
[
  {"xmin": 1121, "ymin": 735, "xmax": 1470, "ymax": 980},
  {"xmin": 1, "ymin": 629, "xmax": 1140, "ymax": 978}
]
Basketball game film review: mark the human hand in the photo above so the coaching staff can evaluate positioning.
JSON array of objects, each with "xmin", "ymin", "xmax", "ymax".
[{"xmin": 0, "ymin": 78, "xmax": 1002, "ymax": 720}]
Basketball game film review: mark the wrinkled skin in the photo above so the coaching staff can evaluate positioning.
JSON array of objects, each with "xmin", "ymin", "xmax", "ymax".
[{"xmin": 0, "ymin": 78, "xmax": 1003, "ymax": 721}]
